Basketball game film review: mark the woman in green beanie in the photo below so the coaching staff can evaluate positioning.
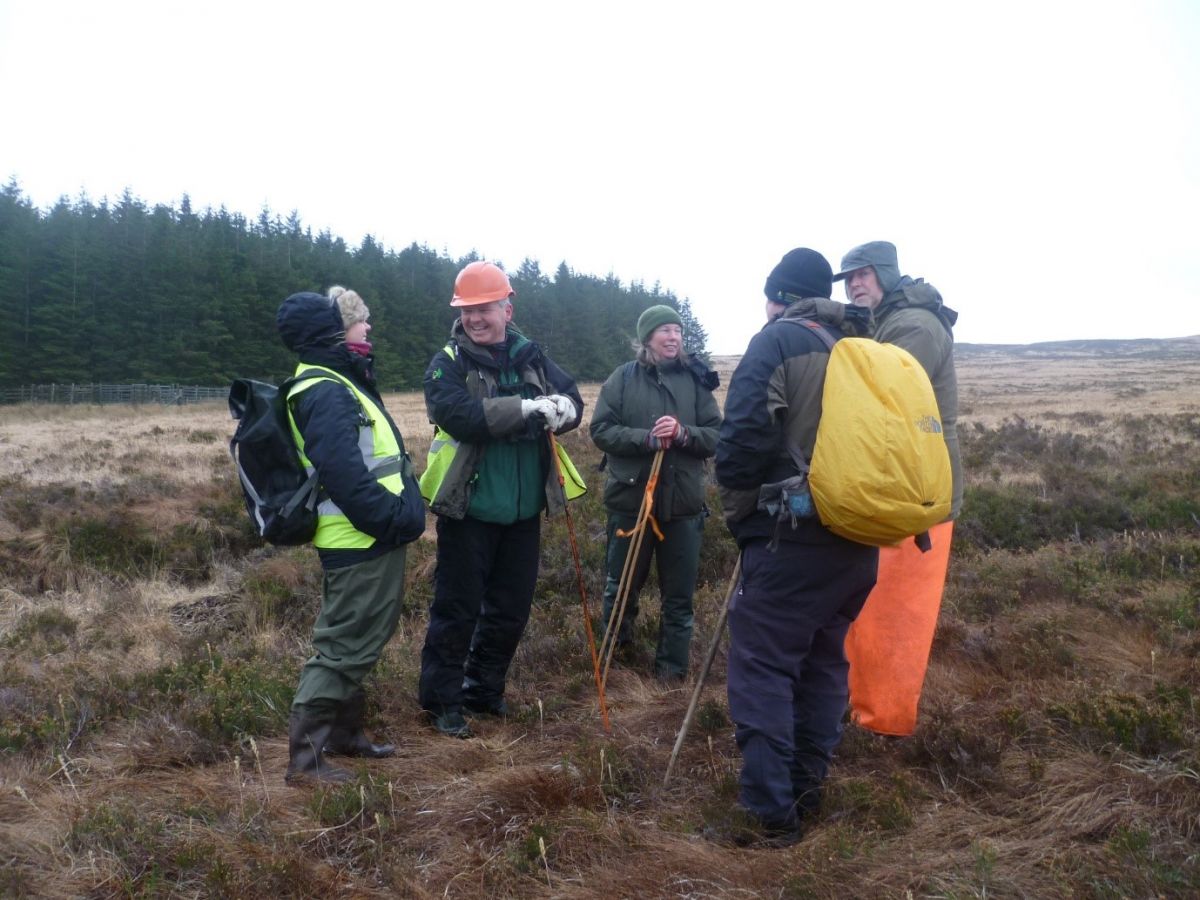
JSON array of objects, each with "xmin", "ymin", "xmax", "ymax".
[{"xmin": 588, "ymin": 305, "xmax": 722, "ymax": 680}]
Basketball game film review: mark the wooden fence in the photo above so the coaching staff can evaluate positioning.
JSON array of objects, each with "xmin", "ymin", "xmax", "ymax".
[{"xmin": 0, "ymin": 383, "xmax": 228, "ymax": 406}]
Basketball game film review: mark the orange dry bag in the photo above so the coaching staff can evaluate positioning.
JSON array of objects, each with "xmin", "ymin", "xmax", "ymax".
[{"xmin": 845, "ymin": 519, "xmax": 955, "ymax": 736}]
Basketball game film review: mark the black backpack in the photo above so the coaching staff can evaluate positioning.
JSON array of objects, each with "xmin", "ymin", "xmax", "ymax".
[{"xmin": 228, "ymin": 372, "xmax": 349, "ymax": 545}]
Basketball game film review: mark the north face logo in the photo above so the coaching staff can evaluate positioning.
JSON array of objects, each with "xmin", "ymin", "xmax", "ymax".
[{"xmin": 915, "ymin": 415, "xmax": 943, "ymax": 434}]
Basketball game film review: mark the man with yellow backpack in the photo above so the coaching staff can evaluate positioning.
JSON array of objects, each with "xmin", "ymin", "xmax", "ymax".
[
  {"xmin": 712, "ymin": 245, "xmax": 953, "ymax": 846},
  {"xmin": 418, "ymin": 261, "xmax": 585, "ymax": 739},
  {"xmin": 713, "ymin": 248, "xmax": 881, "ymax": 847}
]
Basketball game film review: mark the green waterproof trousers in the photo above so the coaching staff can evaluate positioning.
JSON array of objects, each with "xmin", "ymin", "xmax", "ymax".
[
  {"xmin": 600, "ymin": 512, "xmax": 703, "ymax": 679},
  {"xmin": 292, "ymin": 547, "xmax": 407, "ymax": 716}
]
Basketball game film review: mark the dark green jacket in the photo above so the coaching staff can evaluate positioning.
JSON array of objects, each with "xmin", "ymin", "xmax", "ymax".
[
  {"xmin": 873, "ymin": 277, "xmax": 963, "ymax": 519},
  {"xmin": 590, "ymin": 354, "xmax": 722, "ymax": 520}
]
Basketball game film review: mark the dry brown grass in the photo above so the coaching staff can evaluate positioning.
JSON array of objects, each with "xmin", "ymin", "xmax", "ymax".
[
  {"xmin": 955, "ymin": 348, "xmax": 1200, "ymax": 430},
  {"xmin": 1, "ymin": 344, "xmax": 1198, "ymax": 898}
]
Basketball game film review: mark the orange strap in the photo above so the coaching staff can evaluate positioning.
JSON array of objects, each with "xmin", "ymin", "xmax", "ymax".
[{"xmin": 617, "ymin": 469, "xmax": 664, "ymax": 542}]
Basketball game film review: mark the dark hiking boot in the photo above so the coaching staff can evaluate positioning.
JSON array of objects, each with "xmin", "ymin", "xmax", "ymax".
[
  {"xmin": 285, "ymin": 712, "xmax": 354, "ymax": 785},
  {"xmin": 462, "ymin": 697, "xmax": 508, "ymax": 718},
  {"xmin": 735, "ymin": 822, "xmax": 805, "ymax": 849},
  {"xmin": 608, "ymin": 638, "xmax": 646, "ymax": 670},
  {"xmin": 327, "ymin": 692, "xmax": 395, "ymax": 758},
  {"xmin": 701, "ymin": 808, "xmax": 805, "ymax": 850},
  {"xmin": 654, "ymin": 667, "xmax": 686, "ymax": 686},
  {"xmin": 793, "ymin": 785, "xmax": 822, "ymax": 819},
  {"xmin": 429, "ymin": 709, "xmax": 473, "ymax": 739},
  {"xmin": 701, "ymin": 820, "xmax": 804, "ymax": 850},
  {"xmin": 601, "ymin": 617, "xmax": 636, "ymax": 662}
]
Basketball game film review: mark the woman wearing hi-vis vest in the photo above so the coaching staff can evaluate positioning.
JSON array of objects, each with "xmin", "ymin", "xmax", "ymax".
[{"xmin": 275, "ymin": 287, "xmax": 424, "ymax": 784}]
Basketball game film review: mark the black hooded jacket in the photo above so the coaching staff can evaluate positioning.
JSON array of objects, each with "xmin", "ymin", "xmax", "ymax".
[{"xmin": 276, "ymin": 292, "xmax": 424, "ymax": 569}]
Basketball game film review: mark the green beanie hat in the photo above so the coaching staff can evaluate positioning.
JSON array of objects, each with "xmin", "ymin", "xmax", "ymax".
[{"xmin": 637, "ymin": 305, "xmax": 683, "ymax": 344}]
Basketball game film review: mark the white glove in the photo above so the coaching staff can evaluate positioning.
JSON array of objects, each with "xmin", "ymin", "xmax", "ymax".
[
  {"xmin": 521, "ymin": 397, "xmax": 557, "ymax": 426},
  {"xmin": 546, "ymin": 394, "xmax": 576, "ymax": 431}
]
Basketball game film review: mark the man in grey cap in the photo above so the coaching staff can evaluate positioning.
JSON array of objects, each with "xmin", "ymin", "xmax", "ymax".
[{"xmin": 833, "ymin": 241, "xmax": 961, "ymax": 736}]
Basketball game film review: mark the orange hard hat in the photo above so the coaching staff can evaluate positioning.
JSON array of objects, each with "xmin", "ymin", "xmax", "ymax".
[{"xmin": 451, "ymin": 261, "xmax": 515, "ymax": 307}]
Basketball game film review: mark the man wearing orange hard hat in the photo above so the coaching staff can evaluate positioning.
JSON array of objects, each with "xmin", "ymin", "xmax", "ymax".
[{"xmin": 417, "ymin": 261, "xmax": 585, "ymax": 738}]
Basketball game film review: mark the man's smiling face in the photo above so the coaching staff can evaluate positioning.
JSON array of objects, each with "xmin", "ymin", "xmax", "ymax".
[{"xmin": 460, "ymin": 300, "xmax": 513, "ymax": 346}]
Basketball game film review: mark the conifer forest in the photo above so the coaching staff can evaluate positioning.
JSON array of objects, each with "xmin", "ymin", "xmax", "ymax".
[{"xmin": 0, "ymin": 180, "xmax": 710, "ymax": 389}]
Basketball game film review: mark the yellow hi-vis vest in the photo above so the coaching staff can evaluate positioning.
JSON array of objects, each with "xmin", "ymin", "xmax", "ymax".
[
  {"xmin": 286, "ymin": 363, "xmax": 408, "ymax": 550},
  {"xmin": 418, "ymin": 342, "xmax": 586, "ymax": 517},
  {"xmin": 419, "ymin": 424, "xmax": 588, "ymax": 503}
]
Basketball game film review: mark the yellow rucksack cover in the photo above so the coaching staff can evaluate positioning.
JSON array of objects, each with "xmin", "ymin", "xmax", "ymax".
[{"xmin": 809, "ymin": 337, "xmax": 951, "ymax": 546}]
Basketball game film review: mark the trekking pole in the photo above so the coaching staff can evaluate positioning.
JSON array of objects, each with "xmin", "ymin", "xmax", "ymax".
[
  {"xmin": 547, "ymin": 430, "xmax": 611, "ymax": 732},
  {"xmin": 662, "ymin": 552, "xmax": 741, "ymax": 788},
  {"xmin": 599, "ymin": 449, "xmax": 665, "ymax": 693}
]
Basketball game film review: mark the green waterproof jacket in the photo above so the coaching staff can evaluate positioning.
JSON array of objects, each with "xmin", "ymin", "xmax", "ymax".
[
  {"xmin": 873, "ymin": 277, "xmax": 963, "ymax": 519},
  {"xmin": 589, "ymin": 354, "xmax": 722, "ymax": 520}
]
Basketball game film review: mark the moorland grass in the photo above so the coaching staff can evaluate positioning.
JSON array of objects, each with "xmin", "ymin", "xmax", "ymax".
[{"xmin": 0, "ymin": 349, "xmax": 1198, "ymax": 897}]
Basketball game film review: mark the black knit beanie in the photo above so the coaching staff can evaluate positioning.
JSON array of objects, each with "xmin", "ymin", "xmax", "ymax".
[{"xmin": 763, "ymin": 248, "xmax": 833, "ymax": 303}]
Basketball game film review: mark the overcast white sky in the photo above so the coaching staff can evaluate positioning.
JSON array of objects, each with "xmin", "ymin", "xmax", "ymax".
[{"xmin": 2, "ymin": 0, "xmax": 1197, "ymax": 353}]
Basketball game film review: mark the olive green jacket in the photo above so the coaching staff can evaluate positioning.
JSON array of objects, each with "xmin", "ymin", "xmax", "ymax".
[
  {"xmin": 873, "ymin": 278, "xmax": 963, "ymax": 519},
  {"xmin": 590, "ymin": 355, "xmax": 722, "ymax": 520}
]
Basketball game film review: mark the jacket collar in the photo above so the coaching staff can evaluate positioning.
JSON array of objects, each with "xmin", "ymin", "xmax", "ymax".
[{"xmin": 878, "ymin": 277, "xmax": 959, "ymax": 328}]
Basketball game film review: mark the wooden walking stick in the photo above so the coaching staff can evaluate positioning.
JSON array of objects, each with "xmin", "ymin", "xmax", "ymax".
[
  {"xmin": 597, "ymin": 450, "xmax": 662, "ymax": 672},
  {"xmin": 547, "ymin": 431, "xmax": 611, "ymax": 732},
  {"xmin": 662, "ymin": 553, "xmax": 742, "ymax": 787},
  {"xmin": 598, "ymin": 451, "xmax": 662, "ymax": 676},
  {"xmin": 598, "ymin": 449, "xmax": 665, "ymax": 693}
]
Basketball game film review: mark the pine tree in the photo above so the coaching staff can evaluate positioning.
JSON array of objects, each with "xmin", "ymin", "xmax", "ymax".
[{"xmin": 677, "ymin": 297, "xmax": 711, "ymax": 364}]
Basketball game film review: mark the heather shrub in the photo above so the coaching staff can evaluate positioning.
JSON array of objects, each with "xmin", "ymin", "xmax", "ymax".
[{"xmin": 1046, "ymin": 685, "xmax": 1194, "ymax": 756}]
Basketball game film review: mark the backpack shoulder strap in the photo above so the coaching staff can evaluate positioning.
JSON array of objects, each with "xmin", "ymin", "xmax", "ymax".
[
  {"xmin": 280, "ymin": 369, "xmax": 332, "ymax": 396},
  {"xmin": 597, "ymin": 360, "xmax": 640, "ymax": 476},
  {"xmin": 776, "ymin": 316, "xmax": 838, "ymax": 352},
  {"xmin": 613, "ymin": 359, "xmax": 638, "ymax": 414},
  {"xmin": 773, "ymin": 318, "xmax": 838, "ymax": 476},
  {"xmin": 283, "ymin": 367, "xmax": 370, "ymax": 424}
]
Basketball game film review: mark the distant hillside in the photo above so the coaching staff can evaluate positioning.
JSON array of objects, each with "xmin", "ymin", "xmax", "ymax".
[
  {"xmin": 710, "ymin": 336, "xmax": 1200, "ymax": 374},
  {"xmin": 955, "ymin": 334, "xmax": 1200, "ymax": 360},
  {"xmin": 713, "ymin": 336, "xmax": 1200, "ymax": 374}
]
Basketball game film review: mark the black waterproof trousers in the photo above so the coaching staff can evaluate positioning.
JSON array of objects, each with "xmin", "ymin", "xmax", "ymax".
[
  {"xmin": 727, "ymin": 536, "xmax": 877, "ymax": 829},
  {"xmin": 419, "ymin": 514, "xmax": 541, "ymax": 714}
]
